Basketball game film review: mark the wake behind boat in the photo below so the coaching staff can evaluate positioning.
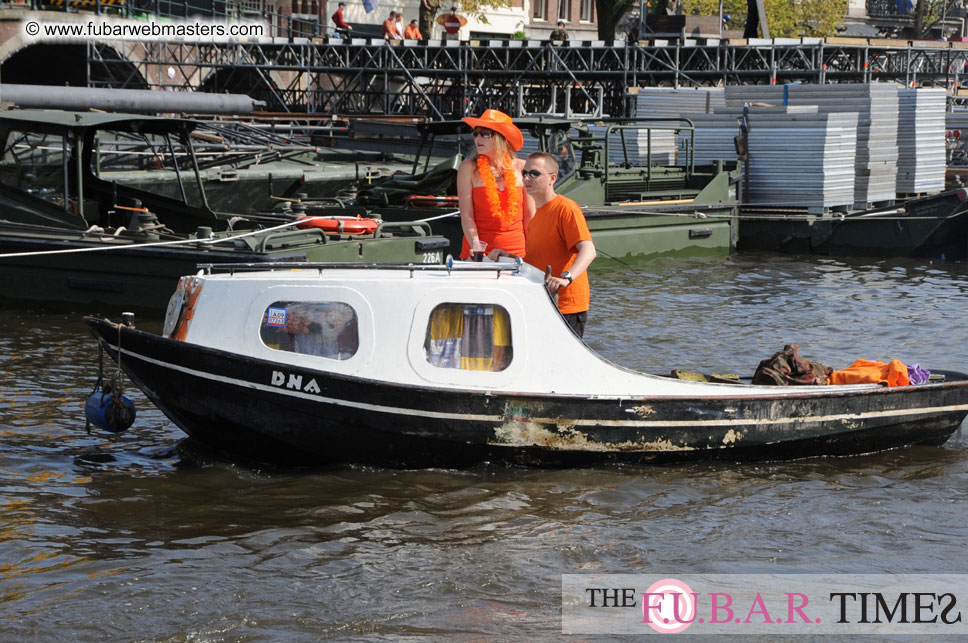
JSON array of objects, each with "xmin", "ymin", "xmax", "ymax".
[{"xmin": 85, "ymin": 259, "xmax": 968, "ymax": 467}]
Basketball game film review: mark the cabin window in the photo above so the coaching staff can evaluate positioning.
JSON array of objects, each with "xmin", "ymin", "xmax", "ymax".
[
  {"xmin": 424, "ymin": 303, "xmax": 512, "ymax": 372},
  {"xmin": 260, "ymin": 301, "xmax": 359, "ymax": 360}
]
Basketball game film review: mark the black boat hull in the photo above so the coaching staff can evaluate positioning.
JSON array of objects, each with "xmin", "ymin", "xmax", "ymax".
[
  {"xmin": 86, "ymin": 318, "xmax": 968, "ymax": 467},
  {"xmin": 737, "ymin": 192, "xmax": 968, "ymax": 260}
]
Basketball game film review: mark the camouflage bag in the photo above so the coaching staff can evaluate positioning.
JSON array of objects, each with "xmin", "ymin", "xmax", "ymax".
[{"xmin": 751, "ymin": 344, "xmax": 833, "ymax": 386}]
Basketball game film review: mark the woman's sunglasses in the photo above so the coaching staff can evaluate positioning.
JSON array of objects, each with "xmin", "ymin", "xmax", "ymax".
[{"xmin": 471, "ymin": 129, "xmax": 494, "ymax": 139}]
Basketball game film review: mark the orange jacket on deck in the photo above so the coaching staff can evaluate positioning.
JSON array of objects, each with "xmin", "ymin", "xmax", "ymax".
[{"xmin": 829, "ymin": 359, "xmax": 910, "ymax": 387}]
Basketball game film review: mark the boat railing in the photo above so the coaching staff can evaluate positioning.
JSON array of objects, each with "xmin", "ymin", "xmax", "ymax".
[
  {"xmin": 197, "ymin": 256, "xmax": 526, "ymax": 277},
  {"xmin": 253, "ymin": 228, "xmax": 330, "ymax": 252},
  {"xmin": 243, "ymin": 220, "xmax": 440, "ymax": 252},
  {"xmin": 599, "ymin": 118, "xmax": 697, "ymax": 185},
  {"xmin": 374, "ymin": 220, "xmax": 436, "ymax": 237}
]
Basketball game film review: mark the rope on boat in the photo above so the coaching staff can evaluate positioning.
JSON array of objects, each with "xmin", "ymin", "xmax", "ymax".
[
  {"xmin": 3, "ymin": 206, "xmax": 959, "ymax": 261},
  {"xmin": 0, "ymin": 218, "xmax": 307, "ymax": 259},
  {"xmin": 414, "ymin": 210, "xmax": 460, "ymax": 223}
]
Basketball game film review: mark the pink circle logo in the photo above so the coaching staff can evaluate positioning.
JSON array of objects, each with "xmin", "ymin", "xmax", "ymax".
[{"xmin": 642, "ymin": 578, "xmax": 696, "ymax": 634}]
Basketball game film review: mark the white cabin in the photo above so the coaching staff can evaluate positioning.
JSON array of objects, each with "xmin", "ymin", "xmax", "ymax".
[{"xmin": 164, "ymin": 260, "xmax": 871, "ymax": 398}]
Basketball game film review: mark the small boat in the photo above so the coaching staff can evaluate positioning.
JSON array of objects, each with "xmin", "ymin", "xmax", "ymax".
[
  {"xmin": 85, "ymin": 259, "xmax": 968, "ymax": 467},
  {"xmin": 737, "ymin": 189, "xmax": 968, "ymax": 261}
]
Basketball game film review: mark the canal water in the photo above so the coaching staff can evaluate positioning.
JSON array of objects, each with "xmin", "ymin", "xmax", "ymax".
[{"xmin": 2, "ymin": 253, "xmax": 968, "ymax": 639}]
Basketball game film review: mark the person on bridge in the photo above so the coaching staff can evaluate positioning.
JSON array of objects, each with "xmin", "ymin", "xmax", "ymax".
[
  {"xmin": 331, "ymin": 2, "xmax": 352, "ymax": 36},
  {"xmin": 420, "ymin": 0, "xmax": 440, "ymax": 38},
  {"xmin": 404, "ymin": 19, "xmax": 423, "ymax": 40},
  {"xmin": 549, "ymin": 20, "xmax": 569, "ymax": 42},
  {"xmin": 382, "ymin": 11, "xmax": 398, "ymax": 39},
  {"xmin": 456, "ymin": 109, "xmax": 534, "ymax": 261}
]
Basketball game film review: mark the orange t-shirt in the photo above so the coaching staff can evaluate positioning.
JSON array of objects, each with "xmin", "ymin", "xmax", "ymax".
[
  {"xmin": 382, "ymin": 19, "xmax": 395, "ymax": 38},
  {"xmin": 524, "ymin": 194, "xmax": 592, "ymax": 314},
  {"xmin": 404, "ymin": 25, "xmax": 422, "ymax": 39}
]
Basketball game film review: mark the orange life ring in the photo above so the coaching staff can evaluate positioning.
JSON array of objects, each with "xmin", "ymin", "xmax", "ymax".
[
  {"xmin": 404, "ymin": 194, "xmax": 460, "ymax": 208},
  {"xmin": 296, "ymin": 216, "xmax": 380, "ymax": 234}
]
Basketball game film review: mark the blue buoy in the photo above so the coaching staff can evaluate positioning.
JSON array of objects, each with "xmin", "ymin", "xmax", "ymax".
[{"xmin": 85, "ymin": 391, "xmax": 136, "ymax": 433}]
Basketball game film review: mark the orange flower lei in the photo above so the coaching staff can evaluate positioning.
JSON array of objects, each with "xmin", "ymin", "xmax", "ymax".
[{"xmin": 477, "ymin": 154, "xmax": 521, "ymax": 227}]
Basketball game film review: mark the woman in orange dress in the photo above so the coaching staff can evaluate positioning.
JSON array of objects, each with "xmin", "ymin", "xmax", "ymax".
[{"xmin": 456, "ymin": 109, "xmax": 534, "ymax": 259}]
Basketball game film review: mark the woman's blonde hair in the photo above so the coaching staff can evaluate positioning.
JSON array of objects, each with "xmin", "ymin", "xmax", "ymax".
[{"xmin": 474, "ymin": 130, "xmax": 517, "ymax": 170}]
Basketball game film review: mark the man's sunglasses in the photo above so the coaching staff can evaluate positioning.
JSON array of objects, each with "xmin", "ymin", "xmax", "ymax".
[
  {"xmin": 471, "ymin": 129, "xmax": 494, "ymax": 139},
  {"xmin": 521, "ymin": 169, "xmax": 547, "ymax": 178}
]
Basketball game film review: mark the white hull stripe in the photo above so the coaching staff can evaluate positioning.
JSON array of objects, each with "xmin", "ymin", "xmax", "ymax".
[{"xmin": 118, "ymin": 346, "xmax": 968, "ymax": 430}]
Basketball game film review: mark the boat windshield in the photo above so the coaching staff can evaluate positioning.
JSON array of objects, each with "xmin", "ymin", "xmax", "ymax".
[
  {"xmin": 90, "ymin": 128, "xmax": 205, "ymax": 208},
  {"xmin": 546, "ymin": 127, "xmax": 576, "ymax": 186},
  {"xmin": 0, "ymin": 128, "xmax": 77, "ymax": 212}
]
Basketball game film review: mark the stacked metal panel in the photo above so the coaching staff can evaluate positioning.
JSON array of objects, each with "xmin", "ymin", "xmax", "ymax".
[
  {"xmin": 896, "ymin": 88, "xmax": 946, "ymax": 194},
  {"xmin": 945, "ymin": 109, "xmax": 968, "ymax": 133},
  {"xmin": 744, "ymin": 107, "xmax": 859, "ymax": 209},
  {"xmin": 724, "ymin": 83, "xmax": 900, "ymax": 205},
  {"xmin": 675, "ymin": 110, "xmax": 743, "ymax": 166},
  {"xmin": 632, "ymin": 87, "xmax": 727, "ymax": 164}
]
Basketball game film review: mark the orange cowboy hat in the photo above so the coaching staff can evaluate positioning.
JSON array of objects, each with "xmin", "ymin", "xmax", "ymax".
[{"xmin": 461, "ymin": 109, "xmax": 523, "ymax": 151}]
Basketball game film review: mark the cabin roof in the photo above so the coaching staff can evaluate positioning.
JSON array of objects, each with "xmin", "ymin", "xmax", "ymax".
[{"xmin": 198, "ymin": 259, "xmax": 543, "ymax": 285}]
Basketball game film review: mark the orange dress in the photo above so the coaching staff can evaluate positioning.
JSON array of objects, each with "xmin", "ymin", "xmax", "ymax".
[{"xmin": 459, "ymin": 185, "xmax": 527, "ymax": 259}]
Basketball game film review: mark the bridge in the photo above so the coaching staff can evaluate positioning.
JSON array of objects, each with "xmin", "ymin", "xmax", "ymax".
[{"xmin": 1, "ymin": 2, "xmax": 968, "ymax": 118}]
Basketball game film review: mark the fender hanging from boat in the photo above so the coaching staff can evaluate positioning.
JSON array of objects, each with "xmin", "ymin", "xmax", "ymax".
[
  {"xmin": 84, "ymin": 334, "xmax": 136, "ymax": 434},
  {"xmin": 84, "ymin": 391, "xmax": 136, "ymax": 433}
]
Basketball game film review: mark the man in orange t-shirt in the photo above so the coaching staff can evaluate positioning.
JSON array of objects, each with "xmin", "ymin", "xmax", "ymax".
[
  {"xmin": 382, "ymin": 11, "xmax": 398, "ymax": 39},
  {"xmin": 490, "ymin": 151, "xmax": 597, "ymax": 337},
  {"xmin": 404, "ymin": 19, "xmax": 422, "ymax": 39}
]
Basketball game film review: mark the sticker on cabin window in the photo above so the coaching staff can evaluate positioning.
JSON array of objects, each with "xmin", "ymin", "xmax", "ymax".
[
  {"xmin": 425, "ymin": 303, "xmax": 512, "ymax": 372},
  {"xmin": 266, "ymin": 307, "xmax": 287, "ymax": 327},
  {"xmin": 260, "ymin": 301, "xmax": 359, "ymax": 361}
]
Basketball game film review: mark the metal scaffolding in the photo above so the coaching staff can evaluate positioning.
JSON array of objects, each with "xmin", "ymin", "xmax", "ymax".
[{"xmin": 86, "ymin": 38, "xmax": 968, "ymax": 118}]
